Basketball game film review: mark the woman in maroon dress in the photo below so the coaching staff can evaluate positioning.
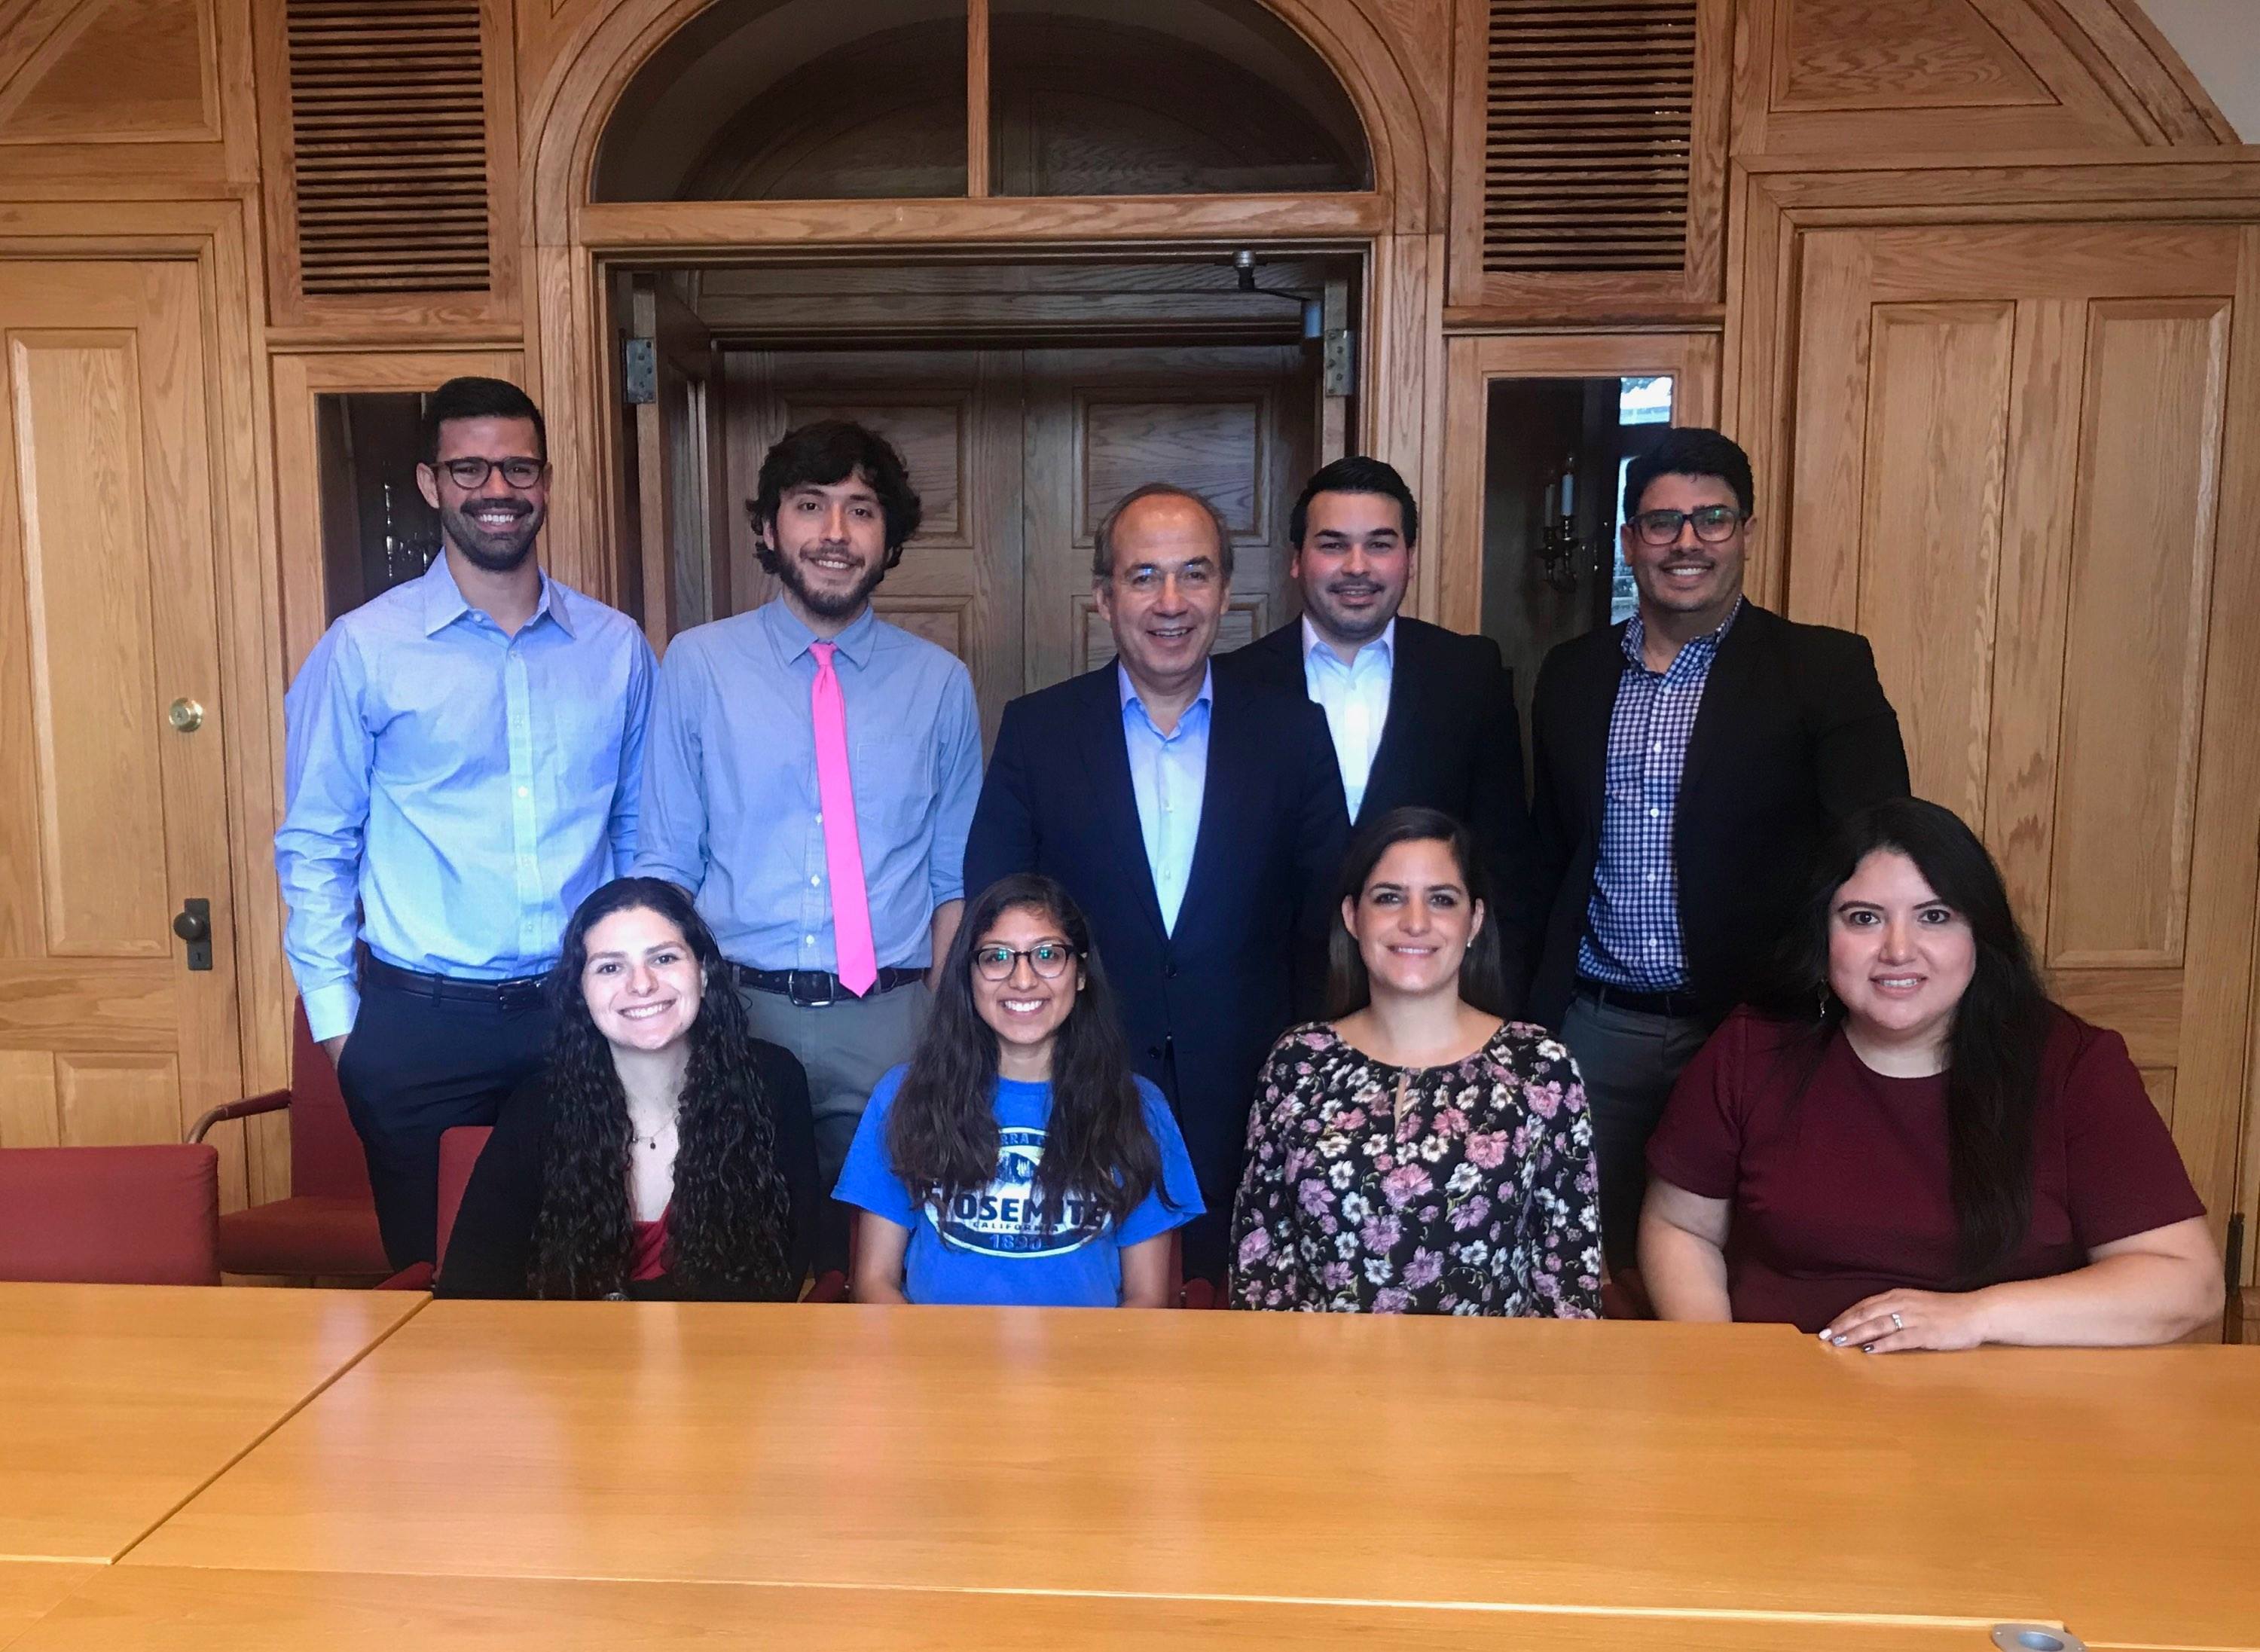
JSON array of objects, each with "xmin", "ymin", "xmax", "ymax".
[{"xmin": 1640, "ymin": 798, "xmax": 2220, "ymax": 1349}]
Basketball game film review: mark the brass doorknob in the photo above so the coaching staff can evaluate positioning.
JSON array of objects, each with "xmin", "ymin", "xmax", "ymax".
[{"xmin": 168, "ymin": 698, "xmax": 204, "ymax": 733}]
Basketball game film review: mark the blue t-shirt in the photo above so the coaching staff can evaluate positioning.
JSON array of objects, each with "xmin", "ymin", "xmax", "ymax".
[{"xmin": 834, "ymin": 1067, "xmax": 1204, "ymax": 1307}]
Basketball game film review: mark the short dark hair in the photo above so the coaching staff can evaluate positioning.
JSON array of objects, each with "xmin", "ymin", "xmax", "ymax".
[
  {"xmin": 420, "ymin": 377, "xmax": 545, "ymax": 466},
  {"xmin": 1289, "ymin": 454, "xmax": 1419, "ymax": 548},
  {"xmin": 1091, "ymin": 483, "xmax": 1235, "ymax": 583},
  {"xmin": 749, "ymin": 420, "xmax": 923, "ymax": 574},
  {"xmin": 1325, "ymin": 807, "xmax": 1508, "ymax": 1018},
  {"xmin": 1622, "ymin": 426, "xmax": 1755, "ymax": 520}
]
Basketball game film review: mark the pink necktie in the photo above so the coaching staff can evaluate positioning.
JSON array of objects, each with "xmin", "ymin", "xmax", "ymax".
[{"xmin": 808, "ymin": 641, "xmax": 878, "ymax": 997}]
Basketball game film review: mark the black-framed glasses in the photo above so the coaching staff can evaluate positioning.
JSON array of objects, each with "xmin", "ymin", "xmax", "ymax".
[
  {"xmin": 1631, "ymin": 505, "xmax": 1744, "ymax": 546},
  {"xmin": 972, "ymin": 942, "xmax": 1079, "ymax": 982},
  {"xmin": 430, "ymin": 457, "xmax": 548, "ymax": 490}
]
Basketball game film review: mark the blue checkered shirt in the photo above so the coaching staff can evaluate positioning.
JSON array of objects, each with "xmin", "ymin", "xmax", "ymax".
[{"xmin": 1578, "ymin": 600, "xmax": 1742, "ymax": 990}]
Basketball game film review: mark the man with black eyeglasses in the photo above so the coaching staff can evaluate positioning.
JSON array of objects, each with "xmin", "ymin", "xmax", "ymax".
[
  {"xmin": 276, "ymin": 377, "xmax": 655, "ymax": 1269},
  {"xmin": 1525, "ymin": 426, "xmax": 1909, "ymax": 1269}
]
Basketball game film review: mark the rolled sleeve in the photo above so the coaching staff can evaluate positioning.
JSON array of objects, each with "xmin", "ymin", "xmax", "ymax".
[
  {"xmin": 927, "ymin": 667, "xmax": 983, "ymax": 907},
  {"xmin": 274, "ymin": 627, "xmax": 374, "ymax": 1041},
  {"xmin": 629, "ymin": 637, "xmax": 712, "ymax": 893}
]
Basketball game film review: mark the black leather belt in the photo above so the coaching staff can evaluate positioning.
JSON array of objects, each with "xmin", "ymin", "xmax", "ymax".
[
  {"xmin": 362, "ymin": 955, "xmax": 549, "ymax": 1010},
  {"xmin": 1575, "ymin": 979, "xmax": 1706, "ymax": 1019},
  {"xmin": 732, "ymin": 963, "xmax": 924, "ymax": 1007}
]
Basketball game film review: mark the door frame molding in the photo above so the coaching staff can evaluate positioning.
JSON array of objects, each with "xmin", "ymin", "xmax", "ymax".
[{"xmin": 0, "ymin": 196, "xmax": 292, "ymax": 1199}]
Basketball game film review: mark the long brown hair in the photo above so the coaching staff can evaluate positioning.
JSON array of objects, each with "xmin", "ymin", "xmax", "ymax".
[{"xmin": 1326, "ymin": 808, "xmax": 1508, "ymax": 1018}]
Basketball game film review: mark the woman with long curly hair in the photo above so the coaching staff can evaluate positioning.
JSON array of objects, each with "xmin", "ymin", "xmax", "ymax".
[
  {"xmin": 834, "ymin": 873, "xmax": 1202, "ymax": 1306},
  {"xmin": 438, "ymin": 878, "xmax": 819, "ymax": 1299},
  {"xmin": 1641, "ymin": 798, "xmax": 2220, "ymax": 1348}
]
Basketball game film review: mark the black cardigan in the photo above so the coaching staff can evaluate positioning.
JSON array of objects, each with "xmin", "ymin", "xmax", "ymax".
[{"xmin": 435, "ymin": 1037, "xmax": 822, "ymax": 1300}]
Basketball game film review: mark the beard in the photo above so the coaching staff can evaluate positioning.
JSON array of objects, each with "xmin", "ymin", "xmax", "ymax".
[
  {"xmin": 774, "ymin": 545, "xmax": 887, "ymax": 618},
  {"xmin": 439, "ymin": 497, "xmax": 542, "ymax": 573}
]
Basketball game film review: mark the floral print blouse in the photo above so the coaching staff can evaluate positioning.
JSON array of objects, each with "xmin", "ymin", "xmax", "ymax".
[{"xmin": 1230, "ymin": 1021, "xmax": 1602, "ymax": 1316}]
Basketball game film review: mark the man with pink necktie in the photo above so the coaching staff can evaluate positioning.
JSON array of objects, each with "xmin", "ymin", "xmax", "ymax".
[{"xmin": 634, "ymin": 422, "xmax": 983, "ymax": 1198}]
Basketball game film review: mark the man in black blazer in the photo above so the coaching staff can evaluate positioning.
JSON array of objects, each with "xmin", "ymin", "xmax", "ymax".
[
  {"xmin": 966, "ymin": 484, "xmax": 1348, "ymax": 1281},
  {"xmin": 1220, "ymin": 456, "xmax": 1536, "ymax": 1007},
  {"xmin": 1527, "ymin": 428, "xmax": 1910, "ymax": 1266}
]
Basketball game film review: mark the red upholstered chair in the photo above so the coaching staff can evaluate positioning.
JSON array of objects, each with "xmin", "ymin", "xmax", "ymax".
[
  {"xmin": 187, "ymin": 1002, "xmax": 389, "ymax": 1281},
  {"xmin": 0, "ymin": 1144, "xmax": 221, "ymax": 1285},
  {"xmin": 378, "ymin": 1123, "xmax": 493, "ymax": 1292}
]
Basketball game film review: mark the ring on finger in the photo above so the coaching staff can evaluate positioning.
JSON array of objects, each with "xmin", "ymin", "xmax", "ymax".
[{"xmin": 1889, "ymin": 1312, "xmax": 1904, "ymax": 1330}]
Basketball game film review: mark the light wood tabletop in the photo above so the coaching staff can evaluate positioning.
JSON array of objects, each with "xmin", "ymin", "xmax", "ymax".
[
  {"xmin": 0, "ymin": 1284, "xmax": 424, "ymax": 1563},
  {"xmin": 6, "ymin": 1566, "xmax": 2066, "ymax": 1652},
  {"xmin": 124, "ymin": 1302, "xmax": 2260, "ymax": 1647},
  {"xmin": 0, "ymin": 1564, "xmax": 96, "ymax": 1649}
]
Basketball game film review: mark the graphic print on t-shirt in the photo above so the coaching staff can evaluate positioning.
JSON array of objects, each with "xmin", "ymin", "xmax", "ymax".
[{"xmin": 930, "ymin": 1126, "xmax": 1110, "ymax": 1257}]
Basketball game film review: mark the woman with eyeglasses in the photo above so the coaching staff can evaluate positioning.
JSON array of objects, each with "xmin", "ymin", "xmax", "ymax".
[
  {"xmin": 834, "ymin": 874, "xmax": 1202, "ymax": 1306},
  {"xmin": 1231, "ymin": 808, "xmax": 1602, "ymax": 1315}
]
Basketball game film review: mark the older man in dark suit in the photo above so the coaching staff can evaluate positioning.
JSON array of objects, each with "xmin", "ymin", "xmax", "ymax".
[
  {"xmin": 1221, "ymin": 455, "xmax": 1536, "ymax": 1009},
  {"xmin": 965, "ymin": 484, "xmax": 1347, "ymax": 1282},
  {"xmin": 1527, "ymin": 426, "xmax": 1910, "ymax": 1267}
]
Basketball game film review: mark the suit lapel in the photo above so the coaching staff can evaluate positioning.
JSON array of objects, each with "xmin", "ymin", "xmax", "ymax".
[
  {"xmin": 1075, "ymin": 667, "xmax": 1169, "ymax": 942},
  {"xmin": 1175, "ymin": 673, "xmax": 1245, "ymax": 930},
  {"xmin": 1357, "ymin": 621, "xmax": 1420, "ymax": 826},
  {"xmin": 1572, "ymin": 624, "xmax": 1627, "ymax": 830},
  {"xmin": 1678, "ymin": 603, "xmax": 1763, "ymax": 799}
]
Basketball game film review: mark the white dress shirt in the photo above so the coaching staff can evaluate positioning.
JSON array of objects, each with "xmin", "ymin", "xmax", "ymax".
[{"xmin": 1301, "ymin": 616, "xmax": 1395, "ymax": 820}]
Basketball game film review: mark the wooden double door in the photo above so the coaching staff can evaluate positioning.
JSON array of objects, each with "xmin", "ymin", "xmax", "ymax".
[
  {"xmin": 1769, "ymin": 219, "xmax": 2260, "ymax": 1261},
  {"xmin": 704, "ymin": 343, "xmax": 1319, "ymax": 738}
]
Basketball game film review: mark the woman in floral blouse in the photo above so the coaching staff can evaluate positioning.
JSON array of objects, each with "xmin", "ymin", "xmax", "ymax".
[{"xmin": 1231, "ymin": 807, "xmax": 1602, "ymax": 1315}]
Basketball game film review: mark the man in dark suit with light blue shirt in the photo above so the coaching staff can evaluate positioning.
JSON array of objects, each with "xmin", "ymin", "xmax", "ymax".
[
  {"xmin": 634, "ymin": 422, "xmax": 983, "ymax": 1186},
  {"xmin": 966, "ymin": 484, "xmax": 1348, "ymax": 1281}
]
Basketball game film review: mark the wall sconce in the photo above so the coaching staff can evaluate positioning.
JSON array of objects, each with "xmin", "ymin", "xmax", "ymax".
[{"xmin": 1538, "ymin": 455, "xmax": 1590, "ymax": 593}]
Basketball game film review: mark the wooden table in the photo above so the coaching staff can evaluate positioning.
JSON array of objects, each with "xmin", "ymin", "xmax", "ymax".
[
  {"xmin": 126, "ymin": 1301, "xmax": 2260, "ymax": 1647},
  {"xmin": 0, "ymin": 1284, "xmax": 423, "ymax": 1562},
  {"xmin": 5, "ymin": 1567, "xmax": 2062, "ymax": 1652},
  {"xmin": 0, "ymin": 1564, "xmax": 96, "ymax": 1648}
]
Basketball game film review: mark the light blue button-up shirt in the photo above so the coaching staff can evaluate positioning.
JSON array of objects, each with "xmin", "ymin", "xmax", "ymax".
[
  {"xmin": 632, "ymin": 600, "xmax": 983, "ymax": 972},
  {"xmin": 1119, "ymin": 663, "xmax": 1213, "ymax": 936},
  {"xmin": 1301, "ymin": 615, "xmax": 1394, "ymax": 820},
  {"xmin": 275, "ymin": 554, "xmax": 655, "ymax": 1043}
]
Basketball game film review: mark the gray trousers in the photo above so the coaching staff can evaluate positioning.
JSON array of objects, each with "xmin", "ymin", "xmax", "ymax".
[
  {"xmin": 737, "ymin": 979, "xmax": 933, "ymax": 1188},
  {"xmin": 1559, "ymin": 992, "xmax": 1715, "ymax": 1269}
]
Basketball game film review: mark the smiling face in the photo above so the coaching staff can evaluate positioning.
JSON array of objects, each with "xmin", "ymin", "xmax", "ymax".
[
  {"xmin": 1292, "ymin": 490, "xmax": 1414, "ymax": 650},
  {"xmin": 418, "ymin": 414, "xmax": 548, "ymax": 573},
  {"xmin": 580, "ymin": 905, "xmax": 706, "ymax": 1055},
  {"xmin": 1095, "ymin": 492, "xmax": 1226, "ymax": 700},
  {"xmin": 1622, "ymin": 470, "xmax": 1747, "ymax": 634},
  {"xmin": 1827, "ymin": 849, "xmax": 1977, "ymax": 1058},
  {"xmin": 969, "ymin": 904, "xmax": 1086, "ymax": 1072},
  {"xmin": 1344, "ymin": 836, "xmax": 1486, "ymax": 1001},
  {"xmin": 765, "ymin": 472, "xmax": 890, "ymax": 622}
]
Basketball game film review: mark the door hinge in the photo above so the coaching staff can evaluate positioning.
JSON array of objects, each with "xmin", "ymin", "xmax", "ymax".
[
  {"xmin": 1321, "ymin": 327, "xmax": 1356, "ymax": 398},
  {"xmin": 622, "ymin": 337, "xmax": 657, "ymax": 405}
]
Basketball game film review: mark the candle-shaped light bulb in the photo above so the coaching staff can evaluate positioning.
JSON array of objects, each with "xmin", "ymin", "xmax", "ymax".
[{"xmin": 1559, "ymin": 458, "xmax": 1576, "ymax": 518}]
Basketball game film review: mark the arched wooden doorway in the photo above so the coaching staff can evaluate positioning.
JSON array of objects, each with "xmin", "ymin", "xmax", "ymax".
[{"xmin": 522, "ymin": 0, "xmax": 1449, "ymax": 677}]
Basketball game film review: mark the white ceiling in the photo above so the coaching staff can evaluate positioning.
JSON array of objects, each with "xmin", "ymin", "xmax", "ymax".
[{"xmin": 2137, "ymin": 0, "xmax": 2258, "ymax": 139}]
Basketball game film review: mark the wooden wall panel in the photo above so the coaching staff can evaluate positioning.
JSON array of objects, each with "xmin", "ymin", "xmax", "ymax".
[
  {"xmin": 10, "ymin": 331, "xmax": 173, "ymax": 957},
  {"xmin": 2047, "ymin": 298, "xmax": 2228, "ymax": 967},
  {"xmin": 1852, "ymin": 300, "xmax": 2013, "ymax": 826},
  {"xmin": 0, "ymin": 0, "xmax": 217, "ymax": 142},
  {"xmin": 0, "ymin": 1049, "xmax": 60, "ymax": 1147},
  {"xmin": 54, "ymin": 1050, "xmax": 179, "ymax": 1144}
]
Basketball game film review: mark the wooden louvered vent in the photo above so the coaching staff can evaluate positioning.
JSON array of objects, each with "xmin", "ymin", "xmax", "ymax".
[
  {"xmin": 286, "ymin": 0, "xmax": 491, "ymax": 297},
  {"xmin": 1484, "ymin": 0, "xmax": 1696, "ymax": 274}
]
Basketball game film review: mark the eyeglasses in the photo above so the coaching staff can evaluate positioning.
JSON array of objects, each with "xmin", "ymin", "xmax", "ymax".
[
  {"xmin": 971, "ymin": 942, "xmax": 1079, "ymax": 982},
  {"xmin": 430, "ymin": 457, "xmax": 548, "ymax": 490},
  {"xmin": 1630, "ymin": 505, "xmax": 1744, "ymax": 546}
]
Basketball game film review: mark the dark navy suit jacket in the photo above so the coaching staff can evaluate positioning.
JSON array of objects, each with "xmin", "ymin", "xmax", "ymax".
[{"xmin": 964, "ymin": 662, "xmax": 1348, "ymax": 1272}]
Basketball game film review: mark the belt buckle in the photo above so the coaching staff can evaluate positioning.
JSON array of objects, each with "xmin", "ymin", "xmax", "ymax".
[
  {"xmin": 497, "ymin": 977, "xmax": 545, "ymax": 1012},
  {"xmin": 786, "ymin": 969, "xmax": 835, "ymax": 1009}
]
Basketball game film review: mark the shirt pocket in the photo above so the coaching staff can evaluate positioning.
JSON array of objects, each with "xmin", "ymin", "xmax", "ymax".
[{"xmin": 851, "ymin": 730, "xmax": 931, "ymax": 836}]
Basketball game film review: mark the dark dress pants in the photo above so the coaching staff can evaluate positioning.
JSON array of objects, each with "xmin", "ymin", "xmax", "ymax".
[{"xmin": 334, "ymin": 973, "xmax": 554, "ymax": 1269}]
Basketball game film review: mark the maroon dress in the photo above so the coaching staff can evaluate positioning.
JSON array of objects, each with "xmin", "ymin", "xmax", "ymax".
[{"xmin": 1646, "ymin": 1006, "xmax": 2204, "ymax": 1331}]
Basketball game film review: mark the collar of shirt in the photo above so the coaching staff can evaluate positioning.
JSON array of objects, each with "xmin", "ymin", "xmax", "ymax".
[
  {"xmin": 1301, "ymin": 615, "xmax": 1395, "ymax": 676},
  {"xmin": 1119, "ymin": 660, "xmax": 1214, "ymax": 739},
  {"xmin": 418, "ymin": 551, "xmax": 573, "ymax": 640},
  {"xmin": 1621, "ymin": 594, "xmax": 1742, "ymax": 674},
  {"xmin": 763, "ymin": 597, "xmax": 879, "ymax": 669}
]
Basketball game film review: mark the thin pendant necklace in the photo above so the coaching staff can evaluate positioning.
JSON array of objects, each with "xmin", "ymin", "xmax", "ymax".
[{"xmin": 628, "ymin": 1113, "xmax": 677, "ymax": 1153}]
